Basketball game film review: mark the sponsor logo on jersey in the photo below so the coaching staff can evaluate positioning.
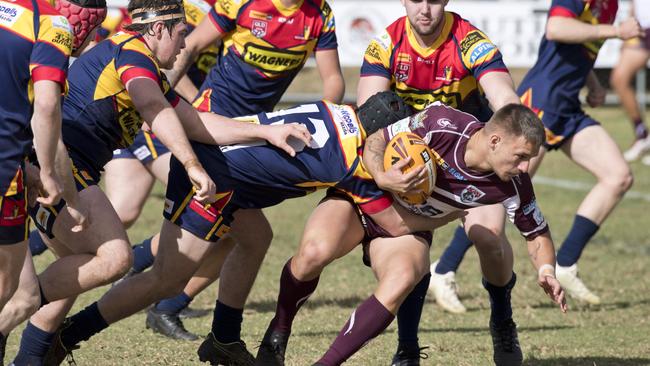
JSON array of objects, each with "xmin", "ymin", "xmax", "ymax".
[
  {"xmin": 396, "ymin": 89, "xmax": 461, "ymax": 111},
  {"xmin": 185, "ymin": 0, "xmax": 213, "ymax": 14},
  {"xmin": 522, "ymin": 200, "xmax": 537, "ymax": 215},
  {"xmin": 469, "ymin": 42, "xmax": 496, "ymax": 64},
  {"xmin": 51, "ymin": 15, "xmax": 72, "ymax": 32},
  {"xmin": 388, "ymin": 118, "xmax": 411, "ymax": 136},
  {"xmin": 460, "ymin": 31, "xmax": 486, "ymax": 55},
  {"xmin": 436, "ymin": 118, "xmax": 457, "ymax": 130},
  {"xmin": 365, "ymin": 42, "xmax": 381, "ymax": 60},
  {"xmin": 0, "ymin": 3, "xmax": 20, "ymax": 25},
  {"xmin": 133, "ymin": 145, "xmax": 152, "ymax": 161},
  {"xmin": 332, "ymin": 105, "xmax": 358, "ymax": 137},
  {"xmin": 243, "ymin": 43, "xmax": 306, "ymax": 74},
  {"xmin": 278, "ymin": 17, "xmax": 294, "ymax": 24},
  {"xmin": 249, "ymin": 10, "xmax": 272, "ymax": 20},
  {"xmin": 251, "ymin": 20, "xmax": 267, "ymax": 38},
  {"xmin": 51, "ymin": 30, "xmax": 73, "ymax": 49},
  {"xmin": 294, "ymin": 26, "xmax": 311, "ymax": 40},
  {"xmin": 460, "ymin": 185, "xmax": 484, "ymax": 202}
]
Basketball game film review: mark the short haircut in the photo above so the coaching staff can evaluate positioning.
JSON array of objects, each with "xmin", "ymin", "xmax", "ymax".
[
  {"xmin": 486, "ymin": 104, "xmax": 545, "ymax": 148},
  {"xmin": 124, "ymin": 0, "xmax": 185, "ymax": 36}
]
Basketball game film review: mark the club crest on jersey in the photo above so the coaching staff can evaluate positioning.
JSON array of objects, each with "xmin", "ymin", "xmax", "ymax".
[
  {"xmin": 251, "ymin": 20, "xmax": 267, "ymax": 38},
  {"xmin": 460, "ymin": 185, "xmax": 485, "ymax": 203},
  {"xmin": 294, "ymin": 26, "xmax": 311, "ymax": 40},
  {"xmin": 396, "ymin": 62, "xmax": 410, "ymax": 82},
  {"xmin": 436, "ymin": 118, "xmax": 457, "ymax": 130}
]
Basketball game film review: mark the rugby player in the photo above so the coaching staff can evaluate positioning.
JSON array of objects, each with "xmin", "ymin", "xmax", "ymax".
[
  {"xmin": 136, "ymin": 0, "xmax": 346, "ymax": 343},
  {"xmin": 43, "ymin": 91, "xmax": 451, "ymax": 366},
  {"xmin": 256, "ymin": 103, "xmax": 567, "ymax": 366},
  {"xmin": 355, "ymin": 0, "xmax": 524, "ymax": 363},
  {"xmin": 0, "ymin": 0, "xmax": 102, "ymax": 362},
  {"xmin": 517, "ymin": 0, "xmax": 641, "ymax": 304},
  {"xmin": 610, "ymin": 0, "xmax": 650, "ymax": 162},
  {"xmin": 0, "ymin": 0, "xmax": 313, "ymax": 364}
]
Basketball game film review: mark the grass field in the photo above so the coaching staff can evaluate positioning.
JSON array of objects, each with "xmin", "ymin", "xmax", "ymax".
[{"xmin": 5, "ymin": 107, "xmax": 650, "ymax": 365}]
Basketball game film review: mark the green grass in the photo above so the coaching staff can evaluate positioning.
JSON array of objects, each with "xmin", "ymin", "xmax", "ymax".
[{"xmin": 6, "ymin": 107, "xmax": 650, "ymax": 365}]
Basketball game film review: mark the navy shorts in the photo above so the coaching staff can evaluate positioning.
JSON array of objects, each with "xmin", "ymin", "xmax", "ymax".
[
  {"xmin": 541, "ymin": 111, "xmax": 599, "ymax": 151},
  {"xmin": 29, "ymin": 149, "xmax": 100, "ymax": 239},
  {"xmin": 0, "ymin": 166, "xmax": 28, "ymax": 245},
  {"xmin": 112, "ymin": 130, "xmax": 169, "ymax": 165}
]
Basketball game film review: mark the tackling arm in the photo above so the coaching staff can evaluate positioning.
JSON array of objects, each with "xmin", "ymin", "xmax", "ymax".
[
  {"xmin": 356, "ymin": 75, "xmax": 391, "ymax": 106},
  {"xmin": 315, "ymin": 49, "xmax": 345, "ymax": 103},
  {"xmin": 546, "ymin": 15, "xmax": 643, "ymax": 43},
  {"xmin": 478, "ymin": 72, "xmax": 521, "ymax": 110}
]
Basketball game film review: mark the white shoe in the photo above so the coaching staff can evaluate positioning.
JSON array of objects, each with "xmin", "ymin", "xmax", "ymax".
[
  {"xmin": 555, "ymin": 263, "xmax": 601, "ymax": 305},
  {"xmin": 642, "ymin": 155, "xmax": 650, "ymax": 166},
  {"xmin": 623, "ymin": 136, "xmax": 650, "ymax": 161},
  {"xmin": 429, "ymin": 261, "xmax": 466, "ymax": 313}
]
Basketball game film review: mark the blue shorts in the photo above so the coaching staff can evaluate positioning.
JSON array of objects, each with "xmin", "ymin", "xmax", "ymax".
[
  {"xmin": 29, "ymin": 149, "xmax": 100, "ymax": 239},
  {"xmin": 541, "ymin": 112, "xmax": 599, "ymax": 151},
  {"xmin": 0, "ymin": 166, "xmax": 28, "ymax": 245},
  {"xmin": 112, "ymin": 131, "xmax": 169, "ymax": 165}
]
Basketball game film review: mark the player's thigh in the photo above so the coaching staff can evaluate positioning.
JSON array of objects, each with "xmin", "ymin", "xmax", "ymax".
[
  {"xmin": 369, "ymin": 235, "xmax": 430, "ymax": 285},
  {"xmin": 612, "ymin": 46, "xmax": 650, "ymax": 80},
  {"xmin": 463, "ymin": 203, "xmax": 507, "ymax": 240},
  {"xmin": 230, "ymin": 208, "xmax": 273, "ymax": 248},
  {"xmin": 298, "ymin": 196, "xmax": 365, "ymax": 261},
  {"xmin": 52, "ymin": 185, "xmax": 130, "ymax": 255},
  {"xmin": 0, "ymin": 240, "xmax": 28, "ymax": 290},
  {"xmin": 145, "ymin": 152, "xmax": 171, "ymax": 186},
  {"xmin": 153, "ymin": 220, "xmax": 216, "ymax": 282},
  {"xmin": 561, "ymin": 125, "xmax": 631, "ymax": 182},
  {"xmin": 104, "ymin": 158, "xmax": 155, "ymax": 222}
]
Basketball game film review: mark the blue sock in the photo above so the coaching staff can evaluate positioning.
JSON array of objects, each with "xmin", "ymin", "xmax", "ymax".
[
  {"xmin": 556, "ymin": 215, "xmax": 599, "ymax": 267},
  {"xmin": 211, "ymin": 301, "xmax": 243, "ymax": 343},
  {"xmin": 396, "ymin": 273, "xmax": 431, "ymax": 347},
  {"xmin": 28, "ymin": 231, "xmax": 48, "ymax": 256},
  {"xmin": 132, "ymin": 237, "xmax": 155, "ymax": 273},
  {"xmin": 155, "ymin": 292, "xmax": 193, "ymax": 315},
  {"xmin": 436, "ymin": 226, "xmax": 472, "ymax": 274},
  {"xmin": 60, "ymin": 302, "xmax": 108, "ymax": 349},
  {"xmin": 13, "ymin": 322, "xmax": 55, "ymax": 365},
  {"xmin": 483, "ymin": 273, "xmax": 516, "ymax": 324}
]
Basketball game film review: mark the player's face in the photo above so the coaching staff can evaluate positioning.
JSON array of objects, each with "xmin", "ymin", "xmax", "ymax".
[
  {"xmin": 155, "ymin": 21, "xmax": 188, "ymax": 69},
  {"xmin": 402, "ymin": 0, "xmax": 448, "ymax": 37},
  {"xmin": 489, "ymin": 134, "xmax": 538, "ymax": 181}
]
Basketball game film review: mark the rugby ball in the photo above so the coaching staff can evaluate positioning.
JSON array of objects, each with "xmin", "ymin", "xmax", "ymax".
[{"xmin": 383, "ymin": 132, "xmax": 436, "ymax": 204}]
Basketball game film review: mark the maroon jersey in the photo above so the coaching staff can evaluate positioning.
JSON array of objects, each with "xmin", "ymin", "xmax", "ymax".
[{"xmin": 381, "ymin": 103, "xmax": 548, "ymax": 240}]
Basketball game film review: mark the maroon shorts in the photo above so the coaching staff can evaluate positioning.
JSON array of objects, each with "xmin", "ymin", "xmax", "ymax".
[{"xmin": 322, "ymin": 188, "xmax": 432, "ymax": 267}]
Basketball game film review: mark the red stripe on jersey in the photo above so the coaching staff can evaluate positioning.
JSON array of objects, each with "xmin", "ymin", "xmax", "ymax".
[
  {"xmin": 31, "ymin": 65, "xmax": 66, "ymax": 86},
  {"xmin": 549, "ymin": 6, "xmax": 577, "ymax": 18},
  {"xmin": 359, "ymin": 194, "xmax": 394, "ymax": 215},
  {"xmin": 120, "ymin": 67, "xmax": 159, "ymax": 86}
]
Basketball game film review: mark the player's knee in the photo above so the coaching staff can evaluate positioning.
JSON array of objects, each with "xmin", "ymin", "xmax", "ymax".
[
  {"xmin": 101, "ymin": 241, "xmax": 134, "ymax": 282},
  {"xmin": 603, "ymin": 167, "xmax": 634, "ymax": 195},
  {"xmin": 294, "ymin": 240, "xmax": 336, "ymax": 277},
  {"xmin": 9, "ymin": 286, "xmax": 40, "ymax": 322},
  {"xmin": 474, "ymin": 236, "xmax": 505, "ymax": 259},
  {"xmin": 382, "ymin": 267, "xmax": 421, "ymax": 301}
]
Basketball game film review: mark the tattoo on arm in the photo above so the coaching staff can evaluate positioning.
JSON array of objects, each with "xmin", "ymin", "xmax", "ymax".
[{"xmin": 365, "ymin": 133, "xmax": 387, "ymax": 176}]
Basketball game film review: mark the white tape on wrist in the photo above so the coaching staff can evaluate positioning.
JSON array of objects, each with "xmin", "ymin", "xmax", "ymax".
[{"xmin": 538, "ymin": 263, "xmax": 555, "ymax": 278}]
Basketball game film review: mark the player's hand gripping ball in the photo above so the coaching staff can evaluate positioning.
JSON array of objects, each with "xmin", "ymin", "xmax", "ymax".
[{"xmin": 383, "ymin": 132, "xmax": 436, "ymax": 204}]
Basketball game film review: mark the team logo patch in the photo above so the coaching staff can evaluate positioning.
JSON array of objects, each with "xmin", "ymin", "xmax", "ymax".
[
  {"xmin": 436, "ymin": 118, "xmax": 457, "ymax": 130},
  {"xmin": 0, "ymin": 196, "xmax": 25, "ymax": 226},
  {"xmin": 133, "ymin": 146, "xmax": 152, "ymax": 161},
  {"xmin": 460, "ymin": 185, "xmax": 485, "ymax": 203},
  {"xmin": 251, "ymin": 20, "xmax": 267, "ymax": 38},
  {"xmin": 469, "ymin": 42, "xmax": 496, "ymax": 64},
  {"xmin": 34, "ymin": 206, "xmax": 51, "ymax": 229},
  {"xmin": 164, "ymin": 198, "xmax": 174, "ymax": 215},
  {"xmin": 395, "ymin": 62, "xmax": 411, "ymax": 82}
]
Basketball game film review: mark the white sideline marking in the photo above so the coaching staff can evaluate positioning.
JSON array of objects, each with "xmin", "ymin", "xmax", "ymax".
[{"xmin": 533, "ymin": 176, "xmax": 650, "ymax": 203}]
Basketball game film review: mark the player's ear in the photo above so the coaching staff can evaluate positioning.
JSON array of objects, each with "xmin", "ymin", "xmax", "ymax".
[
  {"xmin": 489, "ymin": 134, "xmax": 501, "ymax": 150},
  {"xmin": 152, "ymin": 21, "xmax": 165, "ymax": 40}
]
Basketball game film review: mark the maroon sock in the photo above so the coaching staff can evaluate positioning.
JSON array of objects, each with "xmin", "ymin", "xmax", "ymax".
[
  {"xmin": 633, "ymin": 118, "xmax": 648, "ymax": 140},
  {"xmin": 270, "ymin": 258, "xmax": 319, "ymax": 334},
  {"xmin": 317, "ymin": 295, "xmax": 395, "ymax": 366}
]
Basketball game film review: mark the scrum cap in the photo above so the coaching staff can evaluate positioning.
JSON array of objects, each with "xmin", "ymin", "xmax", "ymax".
[
  {"xmin": 55, "ymin": 0, "xmax": 107, "ymax": 51},
  {"xmin": 357, "ymin": 91, "xmax": 413, "ymax": 135}
]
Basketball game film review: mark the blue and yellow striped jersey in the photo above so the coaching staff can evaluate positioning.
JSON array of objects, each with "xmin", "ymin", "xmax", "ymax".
[
  {"xmin": 61, "ymin": 31, "xmax": 179, "ymax": 170},
  {"xmin": 193, "ymin": 0, "xmax": 337, "ymax": 117},
  {"xmin": 0, "ymin": 0, "xmax": 72, "ymax": 195}
]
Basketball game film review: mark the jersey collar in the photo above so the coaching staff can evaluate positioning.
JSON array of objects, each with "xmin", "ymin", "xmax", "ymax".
[
  {"xmin": 405, "ymin": 12, "xmax": 454, "ymax": 58},
  {"xmin": 271, "ymin": 0, "xmax": 304, "ymax": 17}
]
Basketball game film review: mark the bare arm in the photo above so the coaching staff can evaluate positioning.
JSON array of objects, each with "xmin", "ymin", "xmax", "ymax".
[
  {"xmin": 166, "ymin": 19, "xmax": 224, "ymax": 86},
  {"xmin": 128, "ymin": 78, "xmax": 216, "ymax": 203},
  {"xmin": 173, "ymin": 98, "xmax": 312, "ymax": 156},
  {"xmin": 585, "ymin": 70, "xmax": 606, "ymax": 108},
  {"xmin": 527, "ymin": 232, "xmax": 568, "ymax": 312},
  {"xmin": 363, "ymin": 130, "xmax": 424, "ymax": 193},
  {"xmin": 314, "ymin": 49, "xmax": 345, "ymax": 103},
  {"xmin": 546, "ymin": 16, "xmax": 643, "ymax": 43},
  {"xmin": 356, "ymin": 75, "xmax": 391, "ymax": 106},
  {"xmin": 174, "ymin": 75, "xmax": 200, "ymax": 102},
  {"xmin": 478, "ymin": 72, "xmax": 521, "ymax": 110}
]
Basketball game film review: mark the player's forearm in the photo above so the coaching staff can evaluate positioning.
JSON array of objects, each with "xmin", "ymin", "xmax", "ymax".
[
  {"xmin": 586, "ymin": 70, "xmax": 602, "ymax": 91},
  {"xmin": 363, "ymin": 132, "xmax": 389, "ymax": 185},
  {"xmin": 479, "ymin": 72, "xmax": 520, "ymax": 110},
  {"xmin": 194, "ymin": 111, "xmax": 274, "ymax": 145},
  {"xmin": 150, "ymin": 107, "xmax": 199, "ymax": 166},
  {"xmin": 174, "ymin": 75, "xmax": 200, "ymax": 102},
  {"xmin": 526, "ymin": 232, "xmax": 557, "ymax": 277},
  {"xmin": 31, "ymin": 97, "xmax": 61, "ymax": 176},
  {"xmin": 322, "ymin": 73, "xmax": 345, "ymax": 104},
  {"xmin": 54, "ymin": 139, "xmax": 81, "ymax": 206},
  {"xmin": 546, "ymin": 16, "xmax": 617, "ymax": 43}
]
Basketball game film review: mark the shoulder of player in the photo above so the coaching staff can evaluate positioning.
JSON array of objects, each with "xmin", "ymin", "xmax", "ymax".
[
  {"xmin": 447, "ymin": 11, "xmax": 483, "ymax": 39},
  {"xmin": 115, "ymin": 33, "xmax": 158, "ymax": 63},
  {"xmin": 301, "ymin": 0, "xmax": 334, "ymax": 20},
  {"xmin": 369, "ymin": 17, "xmax": 405, "ymax": 52}
]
